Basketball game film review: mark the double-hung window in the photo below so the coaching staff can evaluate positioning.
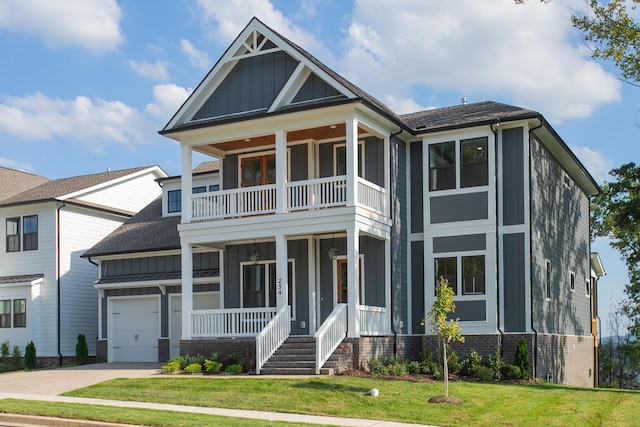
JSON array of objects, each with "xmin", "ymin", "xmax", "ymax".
[
  {"xmin": 6, "ymin": 216, "xmax": 38, "ymax": 252},
  {"xmin": 6, "ymin": 218, "xmax": 20, "ymax": 252},
  {"xmin": 23, "ymin": 215, "xmax": 38, "ymax": 251},
  {"xmin": 435, "ymin": 255, "xmax": 486, "ymax": 296},
  {"xmin": 0, "ymin": 299, "xmax": 26, "ymax": 328},
  {"xmin": 429, "ymin": 136, "xmax": 488, "ymax": 191},
  {"xmin": 0, "ymin": 300, "xmax": 10, "ymax": 328}
]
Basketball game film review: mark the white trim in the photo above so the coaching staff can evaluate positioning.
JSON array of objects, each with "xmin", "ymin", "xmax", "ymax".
[
  {"xmin": 239, "ymin": 259, "xmax": 296, "ymax": 320},
  {"xmin": 331, "ymin": 254, "xmax": 365, "ymax": 307}
]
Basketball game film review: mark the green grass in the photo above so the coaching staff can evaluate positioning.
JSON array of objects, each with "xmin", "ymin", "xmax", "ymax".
[{"xmin": 54, "ymin": 376, "xmax": 640, "ymax": 426}]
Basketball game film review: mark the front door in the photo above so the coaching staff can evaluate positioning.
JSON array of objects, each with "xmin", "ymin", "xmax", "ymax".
[{"xmin": 336, "ymin": 257, "xmax": 362, "ymax": 304}]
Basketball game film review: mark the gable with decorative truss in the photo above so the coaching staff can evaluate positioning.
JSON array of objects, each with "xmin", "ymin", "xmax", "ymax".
[{"xmin": 164, "ymin": 18, "xmax": 356, "ymax": 131}]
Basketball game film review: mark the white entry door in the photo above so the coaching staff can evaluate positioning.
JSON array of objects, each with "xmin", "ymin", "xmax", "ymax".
[
  {"xmin": 170, "ymin": 293, "xmax": 220, "ymax": 358},
  {"xmin": 111, "ymin": 297, "xmax": 159, "ymax": 362}
]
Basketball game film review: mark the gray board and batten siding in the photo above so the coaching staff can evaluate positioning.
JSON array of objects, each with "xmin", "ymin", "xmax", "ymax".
[
  {"xmin": 502, "ymin": 127, "xmax": 525, "ymax": 225},
  {"xmin": 390, "ymin": 135, "xmax": 408, "ymax": 334}
]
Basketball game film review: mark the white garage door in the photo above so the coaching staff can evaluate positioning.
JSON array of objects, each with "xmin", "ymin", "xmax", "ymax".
[{"xmin": 111, "ymin": 297, "xmax": 159, "ymax": 362}]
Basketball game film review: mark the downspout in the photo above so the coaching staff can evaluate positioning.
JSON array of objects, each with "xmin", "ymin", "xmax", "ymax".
[
  {"xmin": 56, "ymin": 202, "xmax": 66, "ymax": 366},
  {"xmin": 528, "ymin": 119, "xmax": 544, "ymax": 380},
  {"xmin": 491, "ymin": 122, "xmax": 504, "ymax": 351}
]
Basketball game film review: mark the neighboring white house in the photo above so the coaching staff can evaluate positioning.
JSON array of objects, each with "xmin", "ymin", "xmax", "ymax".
[{"xmin": 0, "ymin": 165, "xmax": 167, "ymax": 366}]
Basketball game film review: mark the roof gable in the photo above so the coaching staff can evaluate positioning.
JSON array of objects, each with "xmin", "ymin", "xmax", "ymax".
[
  {"xmin": 163, "ymin": 17, "xmax": 358, "ymax": 132},
  {"xmin": 0, "ymin": 167, "xmax": 49, "ymax": 203}
]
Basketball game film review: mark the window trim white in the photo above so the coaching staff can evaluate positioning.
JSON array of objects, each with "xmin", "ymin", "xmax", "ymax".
[{"xmin": 239, "ymin": 259, "xmax": 296, "ymax": 320}]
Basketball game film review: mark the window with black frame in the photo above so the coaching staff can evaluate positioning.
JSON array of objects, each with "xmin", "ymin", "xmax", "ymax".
[{"xmin": 429, "ymin": 141, "xmax": 456, "ymax": 191}]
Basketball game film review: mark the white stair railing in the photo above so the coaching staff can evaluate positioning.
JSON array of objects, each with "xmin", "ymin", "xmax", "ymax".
[
  {"xmin": 314, "ymin": 303, "xmax": 347, "ymax": 375},
  {"xmin": 255, "ymin": 306, "xmax": 290, "ymax": 375}
]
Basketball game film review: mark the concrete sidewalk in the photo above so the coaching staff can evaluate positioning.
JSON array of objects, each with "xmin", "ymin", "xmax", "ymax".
[{"xmin": 0, "ymin": 364, "xmax": 436, "ymax": 426}]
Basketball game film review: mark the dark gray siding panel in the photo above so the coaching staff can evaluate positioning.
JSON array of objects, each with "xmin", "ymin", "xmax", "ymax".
[
  {"xmin": 292, "ymin": 73, "xmax": 340, "ymax": 103},
  {"xmin": 433, "ymin": 234, "xmax": 486, "ymax": 253},
  {"xmin": 223, "ymin": 155, "xmax": 238, "ymax": 190},
  {"xmin": 430, "ymin": 192, "xmax": 488, "ymax": 223},
  {"xmin": 361, "ymin": 236, "xmax": 385, "ymax": 307},
  {"xmin": 456, "ymin": 300, "xmax": 486, "ymax": 321},
  {"xmin": 411, "ymin": 241, "xmax": 425, "ymax": 333},
  {"xmin": 503, "ymin": 127, "xmax": 525, "ymax": 225},
  {"xmin": 504, "ymin": 233, "xmax": 526, "ymax": 332},
  {"xmin": 288, "ymin": 239, "xmax": 309, "ymax": 335},
  {"xmin": 193, "ymin": 51, "xmax": 299, "ymax": 119},
  {"xmin": 101, "ymin": 253, "xmax": 219, "ymax": 278},
  {"xmin": 364, "ymin": 136, "xmax": 384, "ymax": 187},
  {"xmin": 290, "ymin": 144, "xmax": 308, "ymax": 181},
  {"xmin": 410, "ymin": 142, "xmax": 423, "ymax": 233},
  {"xmin": 391, "ymin": 137, "xmax": 408, "ymax": 333},
  {"xmin": 160, "ymin": 293, "xmax": 169, "ymax": 337},
  {"xmin": 101, "ymin": 296, "xmax": 107, "ymax": 338}
]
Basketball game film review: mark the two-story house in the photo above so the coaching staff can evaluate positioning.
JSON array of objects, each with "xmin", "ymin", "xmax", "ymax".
[
  {"xmin": 0, "ymin": 165, "xmax": 166, "ymax": 366},
  {"xmin": 85, "ymin": 17, "xmax": 601, "ymax": 386}
]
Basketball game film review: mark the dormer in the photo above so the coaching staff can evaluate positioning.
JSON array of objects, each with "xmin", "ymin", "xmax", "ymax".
[{"xmin": 158, "ymin": 161, "xmax": 220, "ymax": 217}]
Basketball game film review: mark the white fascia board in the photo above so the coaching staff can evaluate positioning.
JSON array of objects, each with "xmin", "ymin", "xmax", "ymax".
[
  {"xmin": 268, "ymin": 63, "xmax": 311, "ymax": 113},
  {"xmin": 94, "ymin": 276, "xmax": 218, "ymax": 290}
]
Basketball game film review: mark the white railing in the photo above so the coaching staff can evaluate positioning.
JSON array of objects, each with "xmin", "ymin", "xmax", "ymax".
[
  {"xmin": 255, "ymin": 306, "xmax": 290, "ymax": 375},
  {"xmin": 287, "ymin": 176, "xmax": 347, "ymax": 211},
  {"xmin": 191, "ymin": 307, "xmax": 277, "ymax": 337},
  {"xmin": 358, "ymin": 305, "xmax": 389, "ymax": 335},
  {"xmin": 357, "ymin": 178, "xmax": 385, "ymax": 215},
  {"xmin": 191, "ymin": 185, "xmax": 276, "ymax": 221},
  {"xmin": 314, "ymin": 303, "xmax": 347, "ymax": 374}
]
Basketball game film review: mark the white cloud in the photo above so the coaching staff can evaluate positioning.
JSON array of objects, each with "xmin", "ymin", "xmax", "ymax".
[
  {"xmin": 570, "ymin": 145, "xmax": 613, "ymax": 185},
  {"xmin": 145, "ymin": 84, "xmax": 193, "ymax": 121},
  {"xmin": 0, "ymin": 92, "xmax": 153, "ymax": 150},
  {"xmin": 181, "ymin": 39, "xmax": 211, "ymax": 70},
  {"xmin": 0, "ymin": 0, "xmax": 123, "ymax": 51},
  {"xmin": 128, "ymin": 60, "xmax": 170, "ymax": 81},
  {"xmin": 0, "ymin": 157, "xmax": 34, "ymax": 172},
  {"xmin": 338, "ymin": 0, "xmax": 620, "ymax": 121},
  {"xmin": 384, "ymin": 96, "xmax": 435, "ymax": 115}
]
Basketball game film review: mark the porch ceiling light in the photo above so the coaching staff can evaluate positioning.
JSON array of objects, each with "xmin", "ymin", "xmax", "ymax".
[
  {"xmin": 249, "ymin": 244, "xmax": 261, "ymax": 264},
  {"xmin": 326, "ymin": 238, "xmax": 339, "ymax": 260}
]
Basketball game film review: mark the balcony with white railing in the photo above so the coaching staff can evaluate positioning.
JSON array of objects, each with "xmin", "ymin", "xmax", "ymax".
[
  {"xmin": 190, "ymin": 176, "xmax": 386, "ymax": 222},
  {"xmin": 191, "ymin": 307, "xmax": 278, "ymax": 337}
]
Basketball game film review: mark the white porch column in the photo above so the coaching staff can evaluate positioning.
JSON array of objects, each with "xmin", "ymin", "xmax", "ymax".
[
  {"xmin": 180, "ymin": 144, "xmax": 193, "ymax": 223},
  {"xmin": 346, "ymin": 118, "xmax": 358, "ymax": 206},
  {"xmin": 347, "ymin": 228, "xmax": 360, "ymax": 338},
  {"xmin": 275, "ymin": 129, "xmax": 286, "ymax": 214},
  {"xmin": 275, "ymin": 235, "xmax": 288, "ymax": 309},
  {"xmin": 181, "ymin": 243, "xmax": 193, "ymax": 340}
]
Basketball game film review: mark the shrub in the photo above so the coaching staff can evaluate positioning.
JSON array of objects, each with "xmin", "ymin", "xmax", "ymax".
[
  {"xmin": 225, "ymin": 364, "xmax": 243, "ymax": 374},
  {"xmin": 417, "ymin": 348, "xmax": 439, "ymax": 375},
  {"xmin": 405, "ymin": 360, "xmax": 421, "ymax": 375},
  {"xmin": 184, "ymin": 363, "xmax": 203, "ymax": 374},
  {"xmin": 447, "ymin": 349, "xmax": 461, "ymax": 375},
  {"xmin": 500, "ymin": 364, "xmax": 523, "ymax": 380},
  {"xmin": 389, "ymin": 362, "xmax": 408, "ymax": 376},
  {"xmin": 75, "ymin": 334, "xmax": 89, "ymax": 365},
  {"xmin": 367, "ymin": 358, "xmax": 389, "ymax": 376},
  {"xmin": 488, "ymin": 347, "xmax": 505, "ymax": 380},
  {"xmin": 204, "ymin": 359, "xmax": 222, "ymax": 374},
  {"xmin": 224, "ymin": 352, "xmax": 243, "ymax": 367},
  {"xmin": 473, "ymin": 366, "xmax": 495, "ymax": 382},
  {"xmin": 181, "ymin": 354, "xmax": 205, "ymax": 370},
  {"xmin": 461, "ymin": 350, "xmax": 483, "ymax": 377},
  {"xmin": 514, "ymin": 338, "xmax": 531, "ymax": 379},
  {"xmin": 1, "ymin": 340, "xmax": 9, "ymax": 363},
  {"xmin": 24, "ymin": 341, "xmax": 36, "ymax": 370},
  {"xmin": 11, "ymin": 346, "xmax": 21, "ymax": 368},
  {"xmin": 162, "ymin": 360, "xmax": 181, "ymax": 374},
  {"xmin": 0, "ymin": 363, "xmax": 14, "ymax": 373}
]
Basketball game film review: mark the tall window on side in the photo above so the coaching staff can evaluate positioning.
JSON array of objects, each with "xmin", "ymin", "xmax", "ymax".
[
  {"xmin": 545, "ymin": 259, "xmax": 552, "ymax": 300},
  {"xmin": 23, "ymin": 215, "xmax": 38, "ymax": 251},
  {"xmin": 334, "ymin": 143, "xmax": 363, "ymax": 177},
  {"xmin": 0, "ymin": 300, "xmax": 10, "ymax": 328},
  {"xmin": 429, "ymin": 142, "xmax": 456, "ymax": 191},
  {"xmin": 569, "ymin": 270, "xmax": 575, "ymax": 292},
  {"xmin": 462, "ymin": 255, "xmax": 485, "ymax": 295},
  {"xmin": 6, "ymin": 217, "xmax": 20, "ymax": 252},
  {"xmin": 13, "ymin": 299, "xmax": 26, "ymax": 327},
  {"xmin": 460, "ymin": 137, "xmax": 488, "ymax": 187},
  {"xmin": 168, "ymin": 190, "xmax": 181, "ymax": 213},
  {"xmin": 435, "ymin": 257, "xmax": 457, "ymax": 294}
]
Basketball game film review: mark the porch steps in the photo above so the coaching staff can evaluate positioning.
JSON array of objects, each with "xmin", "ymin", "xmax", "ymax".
[{"xmin": 260, "ymin": 337, "xmax": 333, "ymax": 375}]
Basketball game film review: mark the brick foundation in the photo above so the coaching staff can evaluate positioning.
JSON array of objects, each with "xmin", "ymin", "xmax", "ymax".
[
  {"xmin": 181, "ymin": 338, "xmax": 256, "ymax": 372},
  {"xmin": 158, "ymin": 338, "xmax": 170, "ymax": 363},
  {"xmin": 535, "ymin": 334, "xmax": 594, "ymax": 387},
  {"xmin": 96, "ymin": 339, "xmax": 108, "ymax": 363}
]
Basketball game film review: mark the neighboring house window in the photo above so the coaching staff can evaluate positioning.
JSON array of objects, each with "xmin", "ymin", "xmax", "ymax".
[
  {"xmin": 0, "ymin": 300, "xmax": 10, "ymax": 328},
  {"xmin": 334, "ymin": 142, "xmax": 363, "ymax": 177},
  {"xmin": 6, "ymin": 217, "xmax": 20, "ymax": 252},
  {"xmin": 462, "ymin": 255, "xmax": 485, "ymax": 295},
  {"xmin": 209, "ymin": 184, "xmax": 219, "ymax": 192},
  {"xmin": 429, "ymin": 142, "xmax": 456, "ymax": 190},
  {"xmin": 23, "ymin": 215, "xmax": 38, "ymax": 251},
  {"xmin": 435, "ymin": 257, "xmax": 458, "ymax": 294},
  {"xmin": 569, "ymin": 270, "xmax": 575, "ymax": 292},
  {"xmin": 168, "ymin": 190, "xmax": 181, "ymax": 213},
  {"xmin": 429, "ymin": 136, "xmax": 489, "ymax": 191},
  {"xmin": 192, "ymin": 186, "xmax": 206, "ymax": 194},
  {"xmin": 545, "ymin": 259, "xmax": 552, "ymax": 300},
  {"xmin": 13, "ymin": 299, "xmax": 26, "ymax": 327}
]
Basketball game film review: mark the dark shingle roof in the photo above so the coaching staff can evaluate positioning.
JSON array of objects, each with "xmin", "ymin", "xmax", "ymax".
[
  {"xmin": 192, "ymin": 160, "xmax": 220, "ymax": 174},
  {"xmin": 83, "ymin": 197, "xmax": 180, "ymax": 257},
  {"xmin": 0, "ymin": 167, "xmax": 49, "ymax": 202},
  {"xmin": 400, "ymin": 101, "xmax": 539, "ymax": 133},
  {"xmin": 0, "ymin": 166, "xmax": 153, "ymax": 207},
  {"xmin": 0, "ymin": 274, "xmax": 44, "ymax": 285}
]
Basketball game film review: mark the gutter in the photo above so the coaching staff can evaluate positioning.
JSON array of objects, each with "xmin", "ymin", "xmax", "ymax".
[{"xmin": 56, "ymin": 202, "xmax": 66, "ymax": 366}]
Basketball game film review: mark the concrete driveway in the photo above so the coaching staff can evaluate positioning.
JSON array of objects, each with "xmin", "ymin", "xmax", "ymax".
[{"xmin": 1, "ymin": 363, "xmax": 163, "ymax": 395}]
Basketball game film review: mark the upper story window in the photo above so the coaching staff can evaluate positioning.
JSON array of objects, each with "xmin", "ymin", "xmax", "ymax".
[
  {"xmin": 209, "ymin": 184, "xmax": 219, "ymax": 192},
  {"xmin": 429, "ymin": 137, "xmax": 488, "ymax": 191},
  {"xmin": 192, "ymin": 186, "xmax": 206, "ymax": 194},
  {"xmin": 168, "ymin": 190, "xmax": 181, "ymax": 213},
  {"xmin": 241, "ymin": 154, "xmax": 275, "ymax": 187},
  {"xmin": 6, "ymin": 215, "xmax": 37, "ymax": 252},
  {"xmin": 335, "ymin": 142, "xmax": 363, "ymax": 177}
]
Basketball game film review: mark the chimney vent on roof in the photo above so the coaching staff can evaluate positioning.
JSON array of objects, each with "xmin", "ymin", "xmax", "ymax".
[{"xmin": 461, "ymin": 97, "xmax": 467, "ymax": 105}]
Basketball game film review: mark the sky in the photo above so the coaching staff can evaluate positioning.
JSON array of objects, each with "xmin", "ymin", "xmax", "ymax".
[{"xmin": 0, "ymin": 0, "xmax": 636, "ymax": 336}]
